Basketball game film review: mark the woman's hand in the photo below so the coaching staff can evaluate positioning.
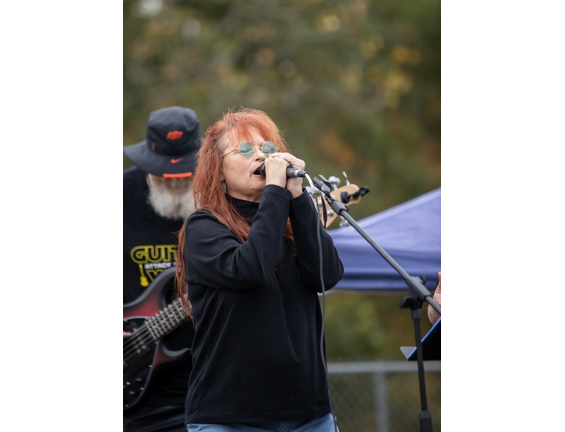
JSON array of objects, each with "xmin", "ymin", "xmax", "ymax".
[{"xmin": 266, "ymin": 153, "xmax": 305, "ymax": 198}]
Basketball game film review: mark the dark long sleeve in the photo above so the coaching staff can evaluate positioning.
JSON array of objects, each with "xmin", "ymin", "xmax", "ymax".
[
  {"xmin": 181, "ymin": 185, "xmax": 344, "ymax": 424},
  {"xmin": 184, "ymin": 186, "xmax": 291, "ymax": 290},
  {"xmin": 289, "ymin": 191, "xmax": 344, "ymax": 292}
]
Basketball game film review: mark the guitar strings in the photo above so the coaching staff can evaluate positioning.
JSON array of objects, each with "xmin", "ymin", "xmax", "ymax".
[
  {"xmin": 123, "ymin": 324, "xmax": 155, "ymax": 361},
  {"xmin": 123, "ymin": 299, "xmax": 187, "ymax": 362}
]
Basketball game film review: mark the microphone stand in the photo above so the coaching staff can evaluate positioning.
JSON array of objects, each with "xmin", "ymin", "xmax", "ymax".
[{"xmin": 313, "ymin": 177, "xmax": 440, "ymax": 432}]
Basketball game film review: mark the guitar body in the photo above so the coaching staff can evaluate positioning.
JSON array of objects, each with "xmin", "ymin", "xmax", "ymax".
[{"xmin": 123, "ymin": 267, "xmax": 190, "ymax": 412}]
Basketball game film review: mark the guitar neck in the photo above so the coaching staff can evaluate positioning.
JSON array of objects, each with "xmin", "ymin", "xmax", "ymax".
[{"xmin": 145, "ymin": 298, "xmax": 188, "ymax": 340}]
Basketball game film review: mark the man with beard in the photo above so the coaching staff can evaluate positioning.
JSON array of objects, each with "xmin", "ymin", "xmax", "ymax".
[{"xmin": 123, "ymin": 106, "xmax": 202, "ymax": 432}]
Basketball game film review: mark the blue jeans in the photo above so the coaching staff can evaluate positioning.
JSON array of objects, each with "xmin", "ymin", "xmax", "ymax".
[{"xmin": 186, "ymin": 413, "xmax": 339, "ymax": 432}]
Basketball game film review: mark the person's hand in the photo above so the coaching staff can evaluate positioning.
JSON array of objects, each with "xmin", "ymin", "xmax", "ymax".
[
  {"xmin": 427, "ymin": 271, "xmax": 441, "ymax": 324},
  {"xmin": 123, "ymin": 330, "xmax": 132, "ymax": 338},
  {"xmin": 267, "ymin": 153, "xmax": 305, "ymax": 198},
  {"xmin": 433, "ymin": 271, "xmax": 441, "ymax": 307},
  {"xmin": 264, "ymin": 156, "xmax": 290, "ymax": 188}
]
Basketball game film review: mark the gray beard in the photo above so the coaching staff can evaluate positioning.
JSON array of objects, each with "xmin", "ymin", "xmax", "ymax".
[{"xmin": 147, "ymin": 182, "xmax": 195, "ymax": 221}]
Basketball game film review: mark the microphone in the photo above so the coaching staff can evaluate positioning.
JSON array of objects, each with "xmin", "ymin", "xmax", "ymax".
[{"xmin": 258, "ymin": 163, "xmax": 307, "ymax": 178}]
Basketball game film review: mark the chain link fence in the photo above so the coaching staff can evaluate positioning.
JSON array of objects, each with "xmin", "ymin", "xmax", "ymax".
[{"xmin": 328, "ymin": 361, "xmax": 441, "ymax": 432}]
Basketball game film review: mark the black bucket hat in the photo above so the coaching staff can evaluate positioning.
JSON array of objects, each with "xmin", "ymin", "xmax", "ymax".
[{"xmin": 124, "ymin": 106, "xmax": 203, "ymax": 178}]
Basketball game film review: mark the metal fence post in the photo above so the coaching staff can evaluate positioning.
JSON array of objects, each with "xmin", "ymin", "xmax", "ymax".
[
  {"xmin": 374, "ymin": 371, "xmax": 389, "ymax": 432},
  {"xmin": 328, "ymin": 361, "xmax": 440, "ymax": 431}
]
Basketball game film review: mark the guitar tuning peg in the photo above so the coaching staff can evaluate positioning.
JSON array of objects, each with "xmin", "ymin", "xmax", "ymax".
[
  {"xmin": 342, "ymin": 171, "xmax": 350, "ymax": 185},
  {"xmin": 327, "ymin": 176, "xmax": 341, "ymax": 190}
]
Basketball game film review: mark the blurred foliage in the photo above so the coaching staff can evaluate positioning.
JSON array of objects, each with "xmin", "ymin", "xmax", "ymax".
[
  {"xmin": 324, "ymin": 291, "xmax": 436, "ymax": 361},
  {"xmin": 124, "ymin": 0, "xmax": 440, "ymax": 219},
  {"xmin": 124, "ymin": 0, "xmax": 440, "ymax": 361}
]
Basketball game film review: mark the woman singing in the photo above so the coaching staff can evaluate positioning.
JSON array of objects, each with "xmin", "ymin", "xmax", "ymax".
[{"xmin": 176, "ymin": 107, "xmax": 343, "ymax": 432}]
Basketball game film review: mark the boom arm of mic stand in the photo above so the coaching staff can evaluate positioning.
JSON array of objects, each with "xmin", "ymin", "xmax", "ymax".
[
  {"xmin": 313, "ymin": 178, "xmax": 441, "ymax": 317},
  {"xmin": 314, "ymin": 178, "xmax": 440, "ymax": 432}
]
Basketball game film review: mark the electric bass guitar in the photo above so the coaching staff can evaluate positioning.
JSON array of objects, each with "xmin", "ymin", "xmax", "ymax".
[{"xmin": 123, "ymin": 267, "xmax": 191, "ymax": 412}]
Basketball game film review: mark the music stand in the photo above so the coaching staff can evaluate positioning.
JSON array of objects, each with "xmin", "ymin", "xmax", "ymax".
[{"xmin": 401, "ymin": 318, "xmax": 441, "ymax": 361}]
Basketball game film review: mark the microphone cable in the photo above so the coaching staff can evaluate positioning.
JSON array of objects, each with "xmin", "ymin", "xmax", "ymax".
[{"xmin": 304, "ymin": 173, "xmax": 339, "ymax": 432}]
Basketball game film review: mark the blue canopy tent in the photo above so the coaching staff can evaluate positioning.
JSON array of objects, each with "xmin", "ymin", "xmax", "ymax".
[{"xmin": 327, "ymin": 188, "xmax": 441, "ymax": 292}]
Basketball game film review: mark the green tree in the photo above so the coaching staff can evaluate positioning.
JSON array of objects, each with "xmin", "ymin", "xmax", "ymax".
[
  {"xmin": 123, "ymin": 0, "xmax": 440, "ymax": 218},
  {"xmin": 124, "ymin": 0, "xmax": 441, "ymax": 362}
]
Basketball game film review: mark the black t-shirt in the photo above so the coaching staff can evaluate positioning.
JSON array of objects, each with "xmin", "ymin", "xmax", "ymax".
[{"xmin": 123, "ymin": 166, "xmax": 194, "ymax": 408}]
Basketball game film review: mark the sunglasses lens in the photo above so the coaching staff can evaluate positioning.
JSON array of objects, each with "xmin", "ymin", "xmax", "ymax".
[
  {"xmin": 235, "ymin": 141, "xmax": 278, "ymax": 158},
  {"xmin": 238, "ymin": 141, "xmax": 255, "ymax": 158},
  {"xmin": 262, "ymin": 141, "xmax": 278, "ymax": 156}
]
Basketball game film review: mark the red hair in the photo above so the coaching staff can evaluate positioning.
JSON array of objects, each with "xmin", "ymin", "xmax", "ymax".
[{"xmin": 176, "ymin": 107, "xmax": 295, "ymax": 318}]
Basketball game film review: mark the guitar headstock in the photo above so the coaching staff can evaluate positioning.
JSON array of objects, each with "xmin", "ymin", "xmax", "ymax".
[{"xmin": 308, "ymin": 172, "xmax": 369, "ymax": 228}]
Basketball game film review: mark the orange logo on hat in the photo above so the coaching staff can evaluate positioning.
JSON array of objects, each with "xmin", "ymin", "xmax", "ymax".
[
  {"xmin": 163, "ymin": 172, "xmax": 193, "ymax": 178},
  {"xmin": 167, "ymin": 131, "xmax": 183, "ymax": 140},
  {"xmin": 171, "ymin": 158, "xmax": 184, "ymax": 164}
]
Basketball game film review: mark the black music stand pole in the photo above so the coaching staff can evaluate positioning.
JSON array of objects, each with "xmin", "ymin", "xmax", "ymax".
[
  {"xmin": 399, "ymin": 294, "xmax": 433, "ymax": 432},
  {"xmin": 314, "ymin": 178, "xmax": 440, "ymax": 432}
]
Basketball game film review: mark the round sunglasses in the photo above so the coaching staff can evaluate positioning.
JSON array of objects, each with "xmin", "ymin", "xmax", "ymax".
[{"xmin": 222, "ymin": 141, "xmax": 278, "ymax": 159}]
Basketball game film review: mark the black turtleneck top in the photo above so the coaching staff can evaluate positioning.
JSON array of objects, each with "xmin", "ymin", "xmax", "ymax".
[{"xmin": 182, "ymin": 185, "xmax": 344, "ymax": 424}]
